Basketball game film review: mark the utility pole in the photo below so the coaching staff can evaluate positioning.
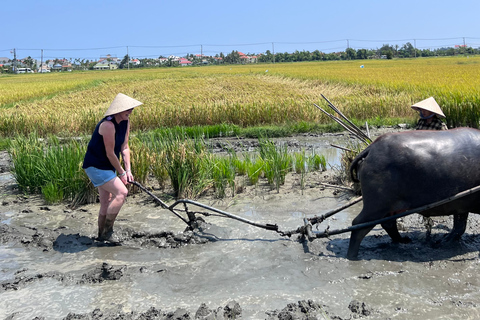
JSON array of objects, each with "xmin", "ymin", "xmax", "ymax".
[
  {"xmin": 414, "ymin": 39, "xmax": 417, "ymax": 58},
  {"xmin": 127, "ymin": 46, "xmax": 129, "ymax": 70},
  {"xmin": 41, "ymin": 49, "xmax": 43, "ymax": 73},
  {"xmin": 272, "ymin": 42, "xmax": 275, "ymax": 64},
  {"xmin": 13, "ymin": 48, "xmax": 17, "ymax": 72}
]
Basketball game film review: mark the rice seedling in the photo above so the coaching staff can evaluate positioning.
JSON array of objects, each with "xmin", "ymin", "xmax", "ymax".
[
  {"xmin": 293, "ymin": 150, "xmax": 308, "ymax": 192},
  {"xmin": 8, "ymin": 133, "xmax": 95, "ymax": 205},
  {"xmin": 129, "ymin": 137, "xmax": 151, "ymax": 186},
  {"xmin": 161, "ymin": 135, "xmax": 212, "ymax": 199},
  {"xmin": 309, "ymin": 153, "xmax": 327, "ymax": 171},
  {"xmin": 258, "ymin": 138, "xmax": 291, "ymax": 192},
  {"xmin": 246, "ymin": 157, "xmax": 265, "ymax": 186},
  {"xmin": 210, "ymin": 157, "xmax": 236, "ymax": 198}
]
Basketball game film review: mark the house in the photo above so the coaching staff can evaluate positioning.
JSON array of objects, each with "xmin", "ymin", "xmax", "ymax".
[
  {"xmin": 93, "ymin": 61, "xmax": 118, "ymax": 70},
  {"xmin": 38, "ymin": 64, "xmax": 51, "ymax": 73},
  {"xmin": 179, "ymin": 58, "xmax": 192, "ymax": 66},
  {"xmin": 129, "ymin": 59, "xmax": 140, "ymax": 66},
  {"xmin": 99, "ymin": 54, "xmax": 121, "ymax": 64},
  {"xmin": 238, "ymin": 52, "xmax": 257, "ymax": 64}
]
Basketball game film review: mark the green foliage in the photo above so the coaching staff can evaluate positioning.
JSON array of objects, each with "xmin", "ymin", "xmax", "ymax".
[
  {"xmin": 210, "ymin": 157, "xmax": 236, "ymax": 198},
  {"xmin": 7, "ymin": 128, "xmax": 330, "ymax": 204},
  {"xmin": 258, "ymin": 139, "xmax": 291, "ymax": 192},
  {"xmin": 8, "ymin": 133, "xmax": 95, "ymax": 206},
  {"xmin": 161, "ymin": 136, "xmax": 212, "ymax": 199}
]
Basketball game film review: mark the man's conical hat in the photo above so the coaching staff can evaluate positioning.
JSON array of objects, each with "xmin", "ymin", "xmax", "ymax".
[
  {"xmin": 411, "ymin": 97, "xmax": 445, "ymax": 118},
  {"xmin": 104, "ymin": 93, "xmax": 143, "ymax": 116}
]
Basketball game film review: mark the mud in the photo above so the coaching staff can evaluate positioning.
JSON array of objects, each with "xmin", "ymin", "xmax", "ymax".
[{"xmin": 2, "ymin": 127, "xmax": 480, "ymax": 320}]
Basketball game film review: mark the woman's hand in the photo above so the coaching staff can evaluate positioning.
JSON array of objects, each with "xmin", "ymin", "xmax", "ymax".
[
  {"xmin": 126, "ymin": 170, "xmax": 134, "ymax": 183},
  {"xmin": 118, "ymin": 172, "xmax": 128, "ymax": 185}
]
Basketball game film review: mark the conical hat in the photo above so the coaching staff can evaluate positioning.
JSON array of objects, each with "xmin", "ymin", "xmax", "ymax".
[
  {"xmin": 104, "ymin": 93, "xmax": 143, "ymax": 116},
  {"xmin": 411, "ymin": 97, "xmax": 445, "ymax": 118}
]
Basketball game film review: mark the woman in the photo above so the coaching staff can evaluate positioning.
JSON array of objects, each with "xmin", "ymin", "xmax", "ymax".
[
  {"xmin": 83, "ymin": 93, "xmax": 143, "ymax": 242},
  {"xmin": 411, "ymin": 97, "xmax": 448, "ymax": 131}
]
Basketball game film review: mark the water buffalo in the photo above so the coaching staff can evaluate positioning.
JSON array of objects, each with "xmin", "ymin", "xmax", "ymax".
[{"xmin": 347, "ymin": 127, "xmax": 480, "ymax": 259}]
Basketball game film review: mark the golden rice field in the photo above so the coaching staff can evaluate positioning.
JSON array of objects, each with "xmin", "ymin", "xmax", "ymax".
[{"xmin": 1, "ymin": 55, "xmax": 480, "ymax": 137}]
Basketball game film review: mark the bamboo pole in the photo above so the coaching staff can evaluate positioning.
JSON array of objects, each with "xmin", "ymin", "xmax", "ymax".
[{"xmin": 320, "ymin": 94, "xmax": 372, "ymax": 144}]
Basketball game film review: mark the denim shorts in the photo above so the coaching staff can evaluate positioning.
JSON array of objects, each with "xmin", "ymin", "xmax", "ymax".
[{"xmin": 84, "ymin": 167, "xmax": 116, "ymax": 187}]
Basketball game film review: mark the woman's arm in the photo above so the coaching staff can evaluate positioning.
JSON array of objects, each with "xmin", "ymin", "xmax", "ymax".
[
  {"xmin": 120, "ymin": 121, "xmax": 134, "ymax": 182},
  {"xmin": 99, "ymin": 120, "xmax": 128, "ymax": 184}
]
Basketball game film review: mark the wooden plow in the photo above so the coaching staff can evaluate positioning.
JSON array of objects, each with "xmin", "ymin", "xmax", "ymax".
[{"xmin": 130, "ymin": 181, "xmax": 480, "ymax": 243}]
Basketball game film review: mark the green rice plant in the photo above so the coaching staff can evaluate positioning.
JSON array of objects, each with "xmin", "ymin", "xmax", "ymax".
[
  {"xmin": 210, "ymin": 157, "xmax": 236, "ymax": 198},
  {"xmin": 129, "ymin": 137, "xmax": 151, "ymax": 186},
  {"xmin": 309, "ymin": 153, "xmax": 327, "ymax": 171},
  {"xmin": 150, "ymin": 151, "xmax": 169, "ymax": 190},
  {"xmin": 8, "ymin": 133, "xmax": 95, "ymax": 205},
  {"xmin": 8, "ymin": 133, "xmax": 45, "ymax": 193},
  {"xmin": 246, "ymin": 157, "xmax": 264, "ymax": 186},
  {"xmin": 162, "ymin": 136, "xmax": 212, "ymax": 199},
  {"xmin": 226, "ymin": 148, "xmax": 249, "ymax": 176},
  {"xmin": 293, "ymin": 150, "xmax": 308, "ymax": 192},
  {"xmin": 258, "ymin": 138, "xmax": 291, "ymax": 192},
  {"xmin": 42, "ymin": 182, "xmax": 64, "ymax": 204}
]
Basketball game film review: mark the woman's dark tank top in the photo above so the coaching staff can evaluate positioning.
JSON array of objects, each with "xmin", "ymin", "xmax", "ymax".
[{"xmin": 82, "ymin": 117, "xmax": 128, "ymax": 171}]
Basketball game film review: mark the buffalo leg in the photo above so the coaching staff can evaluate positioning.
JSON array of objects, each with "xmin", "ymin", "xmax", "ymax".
[
  {"xmin": 444, "ymin": 212, "xmax": 469, "ymax": 242},
  {"xmin": 381, "ymin": 220, "xmax": 411, "ymax": 243},
  {"xmin": 347, "ymin": 226, "xmax": 375, "ymax": 260}
]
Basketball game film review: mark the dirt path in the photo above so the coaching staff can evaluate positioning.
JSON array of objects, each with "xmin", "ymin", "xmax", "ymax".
[{"xmin": 2, "ymin": 128, "xmax": 480, "ymax": 319}]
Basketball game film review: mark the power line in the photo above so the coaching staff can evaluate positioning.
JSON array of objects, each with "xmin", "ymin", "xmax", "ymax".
[{"xmin": 3, "ymin": 36, "xmax": 479, "ymax": 61}]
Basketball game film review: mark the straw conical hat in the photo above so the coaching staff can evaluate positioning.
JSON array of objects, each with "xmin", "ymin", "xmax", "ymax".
[
  {"xmin": 411, "ymin": 97, "xmax": 445, "ymax": 118},
  {"xmin": 104, "ymin": 93, "xmax": 143, "ymax": 116}
]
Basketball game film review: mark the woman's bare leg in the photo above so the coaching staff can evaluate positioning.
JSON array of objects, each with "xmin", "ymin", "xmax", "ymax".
[{"xmin": 97, "ymin": 177, "xmax": 128, "ymax": 240}]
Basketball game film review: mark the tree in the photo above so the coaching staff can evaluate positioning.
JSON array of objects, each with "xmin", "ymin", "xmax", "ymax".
[
  {"xmin": 24, "ymin": 56, "xmax": 35, "ymax": 69},
  {"xmin": 119, "ymin": 54, "xmax": 130, "ymax": 69},
  {"xmin": 399, "ymin": 42, "xmax": 415, "ymax": 58},
  {"xmin": 259, "ymin": 50, "xmax": 274, "ymax": 63},
  {"xmin": 345, "ymin": 48, "xmax": 356, "ymax": 60},
  {"xmin": 224, "ymin": 50, "xmax": 240, "ymax": 64},
  {"xmin": 379, "ymin": 44, "xmax": 394, "ymax": 59},
  {"xmin": 356, "ymin": 49, "xmax": 368, "ymax": 60}
]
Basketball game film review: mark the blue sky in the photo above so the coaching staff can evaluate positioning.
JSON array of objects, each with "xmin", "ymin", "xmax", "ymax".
[{"xmin": 2, "ymin": 0, "xmax": 479, "ymax": 61}]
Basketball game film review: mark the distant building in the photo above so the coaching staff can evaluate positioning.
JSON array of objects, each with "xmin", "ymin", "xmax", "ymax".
[
  {"xmin": 129, "ymin": 59, "xmax": 140, "ymax": 66},
  {"xmin": 238, "ymin": 52, "xmax": 257, "ymax": 64},
  {"xmin": 99, "ymin": 54, "xmax": 121, "ymax": 64},
  {"xmin": 179, "ymin": 58, "xmax": 192, "ymax": 66},
  {"xmin": 93, "ymin": 61, "xmax": 118, "ymax": 70}
]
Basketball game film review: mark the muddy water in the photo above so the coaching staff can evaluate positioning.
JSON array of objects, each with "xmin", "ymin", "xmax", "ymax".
[{"xmin": 2, "ymin": 129, "xmax": 480, "ymax": 319}]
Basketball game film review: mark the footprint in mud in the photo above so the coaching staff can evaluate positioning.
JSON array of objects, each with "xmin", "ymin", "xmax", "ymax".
[{"xmin": 52, "ymin": 224, "xmax": 211, "ymax": 253}]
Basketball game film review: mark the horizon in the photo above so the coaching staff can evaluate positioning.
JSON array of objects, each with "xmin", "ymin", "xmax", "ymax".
[
  {"xmin": 3, "ymin": 0, "xmax": 479, "ymax": 61},
  {"xmin": 2, "ymin": 36, "xmax": 479, "ymax": 62}
]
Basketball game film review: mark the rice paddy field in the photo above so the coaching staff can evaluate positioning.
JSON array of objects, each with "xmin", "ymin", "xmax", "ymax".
[
  {"xmin": 2, "ymin": 55, "xmax": 480, "ymax": 138},
  {"xmin": 2, "ymin": 56, "xmax": 480, "ymax": 203}
]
